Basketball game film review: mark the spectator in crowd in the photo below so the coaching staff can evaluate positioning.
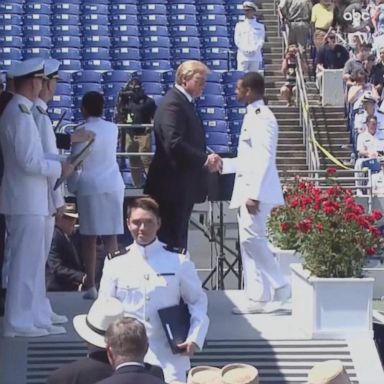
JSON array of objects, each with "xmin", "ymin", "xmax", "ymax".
[
  {"xmin": 343, "ymin": 43, "xmax": 371, "ymax": 86},
  {"xmin": 114, "ymin": 79, "xmax": 156, "ymax": 188},
  {"xmin": 96, "ymin": 317, "xmax": 166, "ymax": 384},
  {"xmin": 354, "ymin": 91, "xmax": 380, "ymax": 133},
  {"xmin": 234, "ymin": 1, "xmax": 265, "ymax": 72},
  {"xmin": 45, "ymin": 204, "xmax": 86, "ymax": 292},
  {"xmin": 278, "ymin": 0, "xmax": 312, "ymax": 52},
  {"xmin": 70, "ymin": 92, "xmax": 125, "ymax": 300},
  {"xmin": 280, "ymin": 44, "xmax": 299, "ymax": 106},
  {"xmin": 0, "ymin": 58, "xmax": 73, "ymax": 337},
  {"xmin": 316, "ymin": 30, "xmax": 350, "ymax": 90},
  {"xmin": 364, "ymin": 53, "xmax": 376, "ymax": 81},
  {"xmin": 48, "ymin": 297, "xmax": 165, "ymax": 384},
  {"xmin": 311, "ymin": 0, "xmax": 335, "ymax": 50},
  {"xmin": 98, "ymin": 197, "xmax": 209, "ymax": 383},
  {"xmin": 371, "ymin": 46, "xmax": 384, "ymax": 96},
  {"xmin": 357, "ymin": 115, "xmax": 382, "ymax": 157},
  {"xmin": 373, "ymin": 0, "xmax": 384, "ymax": 34},
  {"xmin": 144, "ymin": 60, "xmax": 221, "ymax": 249},
  {"xmin": 332, "ymin": 0, "xmax": 351, "ymax": 32}
]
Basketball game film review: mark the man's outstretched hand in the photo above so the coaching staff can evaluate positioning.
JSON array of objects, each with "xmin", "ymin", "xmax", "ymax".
[{"xmin": 205, "ymin": 154, "xmax": 223, "ymax": 173}]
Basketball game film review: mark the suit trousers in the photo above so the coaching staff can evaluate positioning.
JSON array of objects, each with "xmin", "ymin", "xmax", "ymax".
[
  {"xmin": 4, "ymin": 215, "xmax": 47, "ymax": 330},
  {"xmin": 237, "ymin": 60, "xmax": 261, "ymax": 73},
  {"xmin": 238, "ymin": 203, "xmax": 287, "ymax": 302},
  {"xmin": 157, "ymin": 199, "xmax": 194, "ymax": 249}
]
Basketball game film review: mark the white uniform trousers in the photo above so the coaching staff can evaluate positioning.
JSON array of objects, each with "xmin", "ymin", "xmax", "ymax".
[
  {"xmin": 237, "ymin": 59, "xmax": 261, "ymax": 73},
  {"xmin": 238, "ymin": 203, "xmax": 288, "ymax": 302},
  {"xmin": 4, "ymin": 215, "xmax": 47, "ymax": 330}
]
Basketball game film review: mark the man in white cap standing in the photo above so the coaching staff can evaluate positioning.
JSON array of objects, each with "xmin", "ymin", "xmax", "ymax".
[
  {"xmin": 0, "ymin": 58, "xmax": 73, "ymax": 337},
  {"xmin": 234, "ymin": 1, "xmax": 265, "ymax": 72}
]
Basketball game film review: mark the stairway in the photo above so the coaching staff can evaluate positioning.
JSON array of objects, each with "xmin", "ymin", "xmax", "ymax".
[{"xmin": 257, "ymin": 1, "xmax": 308, "ymax": 174}]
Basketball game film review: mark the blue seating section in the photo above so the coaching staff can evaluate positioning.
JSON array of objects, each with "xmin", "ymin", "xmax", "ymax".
[{"xmin": 0, "ymin": 0, "xmax": 256, "ymax": 153}]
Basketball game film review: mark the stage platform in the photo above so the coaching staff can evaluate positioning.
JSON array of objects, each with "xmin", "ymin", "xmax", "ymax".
[{"xmin": 1, "ymin": 291, "xmax": 383, "ymax": 384}]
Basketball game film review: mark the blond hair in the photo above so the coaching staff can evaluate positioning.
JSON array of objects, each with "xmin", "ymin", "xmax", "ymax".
[{"xmin": 175, "ymin": 60, "xmax": 210, "ymax": 86}]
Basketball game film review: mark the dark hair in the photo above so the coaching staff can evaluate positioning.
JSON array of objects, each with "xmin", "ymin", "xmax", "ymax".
[
  {"xmin": 127, "ymin": 78, "xmax": 142, "ymax": 89},
  {"xmin": 126, "ymin": 197, "xmax": 160, "ymax": 219},
  {"xmin": 241, "ymin": 72, "xmax": 265, "ymax": 95},
  {"xmin": 105, "ymin": 317, "xmax": 148, "ymax": 361},
  {"xmin": 366, "ymin": 115, "xmax": 377, "ymax": 124},
  {"xmin": 81, "ymin": 91, "xmax": 104, "ymax": 117}
]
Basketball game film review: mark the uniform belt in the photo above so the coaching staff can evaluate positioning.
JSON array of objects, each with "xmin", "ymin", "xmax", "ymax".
[
  {"xmin": 315, "ymin": 28, "xmax": 328, "ymax": 32},
  {"xmin": 289, "ymin": 19, "xmax": 308, "ymax": 23}
]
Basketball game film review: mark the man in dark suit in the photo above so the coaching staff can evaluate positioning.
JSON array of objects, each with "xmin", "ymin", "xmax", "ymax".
[
  {"xmin": 95, "ymin": 317, "xmax": 165, "ymax": 384},
  {"xmin": 144, "ymin": 60, "xmax": 222, "ymax": 249}
]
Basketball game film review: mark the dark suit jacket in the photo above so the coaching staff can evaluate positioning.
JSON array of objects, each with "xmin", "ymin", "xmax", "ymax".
[
  {"xmin": 95, "ymin": 365, "xmax": 165, "ymax": 384},
  {"xmin": 144, "ymin": 87, "xmax": 208, "ymax": 204},
  {"xmin": 46, "ymin": 226, "xmax": 85, "ymax": 291},
  {"xmin": 47, "ymin": 349, "xmax": 165, "ymax": 384}
]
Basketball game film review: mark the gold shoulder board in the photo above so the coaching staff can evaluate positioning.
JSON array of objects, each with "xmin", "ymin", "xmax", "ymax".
[{"xmin": 19, "ymin": 104, "xmax": 30, "ymax": 114}]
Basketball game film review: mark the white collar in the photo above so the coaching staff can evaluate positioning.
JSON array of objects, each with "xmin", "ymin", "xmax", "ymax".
[
  {"xmin": 175, "ymin": 84, "xmax": 194, "ymax": 103},
  {"xmin": 115, "ymin": 362, "xmax": 144, "ymax": 371},
  {"xmin": 246, "ymin": 98, "xmax": 264, "ymax": 114},
  {"xmin": 131, "ymin": 238, "xmax": 163, "ymax": 259},
  {"xmin": 35, "ymin": 97, "xmax": 48, "ymax": 110},
  {"xmin": 14, "ymin": 94, "xmax": 34, "ymax": 110},
  {"xmin": 86, "ymin": 116, "xmax": 102, "ymax": 123}
]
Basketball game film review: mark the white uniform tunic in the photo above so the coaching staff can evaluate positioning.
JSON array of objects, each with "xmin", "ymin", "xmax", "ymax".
[
  {"xmin": 0, "ymin": 94, "xmax": 62, "ymax": 331},
  {"xmin": 98, "ymin": 239, "xmax": 209, "ymax": 383},
  {"xmin": 222, "ymin": 100, "xmax": 287, "ymax": 302},
  {"xmin": 234, "ymin": 18, "xmax": 265, "ymax": 72}
]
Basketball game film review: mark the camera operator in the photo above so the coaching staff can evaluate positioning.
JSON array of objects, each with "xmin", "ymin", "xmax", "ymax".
[{"xmin": 114, "ymin": 79, "xmax": 156, "ymax": 188}]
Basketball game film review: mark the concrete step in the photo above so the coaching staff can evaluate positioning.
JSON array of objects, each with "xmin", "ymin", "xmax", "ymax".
[
  {"xmin": 278, "ymin": 150, "xmax": 307, "ymax": 158},
  {"xmin": 277, "ymin": 157, "xmax": 307, "ymax": 164}
]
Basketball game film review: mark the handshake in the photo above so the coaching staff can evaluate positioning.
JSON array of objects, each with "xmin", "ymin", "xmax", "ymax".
[{"xmin": 205, "ymin": 153, "xmax": 223, "ymax": 173}]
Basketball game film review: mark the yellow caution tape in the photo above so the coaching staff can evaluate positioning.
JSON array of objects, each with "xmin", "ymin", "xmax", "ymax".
[{"xmin": 311, "ymin": 138, "xmax": 353, "ymax": 170}]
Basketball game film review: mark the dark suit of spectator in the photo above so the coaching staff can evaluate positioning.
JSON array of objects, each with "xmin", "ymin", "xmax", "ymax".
[
  {"xmin": 95, "ymin": 365, "xmax": 165, "ymax": 384},
  {"xmin": 371, "ymin": 48, "xmax": 384, "ymax": 96}
]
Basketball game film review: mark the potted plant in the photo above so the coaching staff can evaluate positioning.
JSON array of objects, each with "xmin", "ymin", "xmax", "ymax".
[{"xmin": 289, "ymin": 168, "xmax": 383, "ymax": 338}]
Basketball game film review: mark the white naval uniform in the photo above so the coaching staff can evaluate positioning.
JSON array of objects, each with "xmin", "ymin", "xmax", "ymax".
[
  {"xmin": 0, "ymin": 94, "xmax": 62, "ymax": 332},
  {"xmin": 222, "ymin": 99, "xmax": 287, "ymax": 302},
  {"xmin": 98, "ymin": 239, "xmax": 209, "ymax": 383},
  {"xmin": 234, "ymin": 18, "xmax": 265, "ymax": 72},
  {"xmin": 32, "ymin": 98, "xmax": 65, "ymax": 326}
]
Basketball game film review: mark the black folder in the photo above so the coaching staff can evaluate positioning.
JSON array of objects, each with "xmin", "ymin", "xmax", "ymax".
[{"xmin": 158, "ymin": 301, "xmax": 191, "ymax": 354}]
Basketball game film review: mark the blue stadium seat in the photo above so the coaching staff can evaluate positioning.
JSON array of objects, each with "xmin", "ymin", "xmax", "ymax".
[
  {"xmin": 83, "ymin": 60, "xmax": 112, "ymax": 71},
  {"xmin": 58, "ymin": 71, "xmax": 72, "ymax": 84},
  {"xmin": 206, "ymin": 72, "xmax": 222, "ymax": 83},
  {"xmin": 53, "ymin": 36, "xmax": 82, "ymax": 48},
  {"xmin": 226, "ymin": 95, "xmax": 244, "ymax": 108},
  {"xmin": 198, "ymin": 0, "xmax": 225, "ymax": 3},
  {"xmin": 226, "ymin": 3, "xmax": 244, "ymax": 15},
  {"xmin": 222, "ymin": 71, "xmax": 245, "ymax": 83},
  {"xmin": 204, "ymin": 48, "xmax": 230, "ymax": 60},
  {"xmin": 205, "ymin": 132, "xmax": 232, "ymax": 146},
  {"xmin": 142, "ymin": 36, "xmax": 171, "ymax": 48},
  {"xmin": 113, "ymin": 60, "xmax": 142, "ymax": 71},
  {"xmin": 198, "ymin": 95, "xmax": 225, "ymax": 107},
  {"xmin": 48, "ymin": 107, "xmax": 74, "ymax": 122},
  {"xmin": 23, "ymin": 25, "xmax": 50, "ymax": 38},
  {"xmin": 111, "ymin": 25, "xmax": 139, "ymax": 37},
  {"xmin": 142, "ymin": 83, "xmax": 165, "ymax": 95},
  {"xmin": 104, "ymin": 96, "xmax": 116, "ymax": 108},
  {"xmin": 200, "ymin": 25, "xmax": 228, "ymax": 37},
  {"xmin": 139, "ymin": 4, "xmax": 167, "ymax": 14},
  {"xmin": 103, "ymin": 70, "xmax": 131, "ymax": 83},
  {"xmin": 172, "ymin": 48, "xmax": 201, "ymax": 60},
  {"xmin": 163, "ymin": 70, "xmax": 175, "ymax": 84},
  {"xmin": 169, "ymin": 4, "xmax": 196, "ymax": 14},
  {"xmin": 83, "ymin": 25, "xmax": 110, "ymax": 35},
  {"xmin": 172, "ymin": 36, "xmax": 200, "ymax": 48},
  {"xmin": 139, "ymin": 0, "xmax": 167, "ymax": 3},
  {"xmin": 82, "ymin": 0, "xmax": 109, "ymax": 4},
  {"xmin": 104, "ymin": 108, "xmax": 115, "ymax": 121},
  {"xmin": 133, "ymin": 70, "xmax": 164, "ymax": 83},
  {"xmin": 55, "ymin": 83, "xmax": 72, "ymax": 95},
  {"xmin": 202, "ymin": 120, "xmax": 228, "ymax": 132},
  {"xmin": 73, "ymin": 83, "xmax": 103, "ymax": 96},
  {"xmin": 140, "ymin": 15, "xmax": 168, "ymax": 25},
  {"xmin": 228, "ymin": 14, "xmax": 246, "ymax": 25},
  {"xmin": 142, "ymin": 47, "xmax": 170, "ymax": 60},
  {"xmin": 202, "ymin": 36, "xmax": 231, "ymax": 48},
  {"xmin": 142, "ymin": 60, "xmax": 171, "ymax": 70},
  {"xmin": 0, "ymin": 15, "xmax": 22, "ymax": 25},
  {"xmin": 83, "ymin": 36, "xmax": 111, "ymax": 48},
  {"xmin": 169, "ymin": 14, "xmax": 197, "ymax": 26},
  {"xmin": 58, "ymin": 59, "xmax": 82, "ymax": 71},
  {"xmin": 23, "ymin": 48, "xmax": 50, "ymax": 59},
  {"xmin": 198, "ymin": 107, "xmax": 226, "ymax": 120},
  {"xmin": 0, "ymin": 59, "xmax": 19, "ymax": 71},
  {"xmin": 83, "ymin": 14, "xmax": 109, "ymax": 25},
  {"xmin": 111, "ymin": 48, "xmax": 140, "ymax": 61},
  {"xmin": 103, "ymin": 82, "xmax": 125, "ymax": 97},
  {"xmin": 24, "ymin": 36, "xmax": 52, "ymax": 48},
  {"xmin": 199, "ymin": 4, "xmax": 226, "ymax": 13},
  {"xmin": 52, "ymin": 14, "xmax": 80, "ymax": 25},
  {"xmin": 82, "ymin": 4, "xmax": 109, "ymax": 14},
  {"xmin": 73, "ymin": 70, "xmax": 103, "ymax": 84},
  {"xmin": 72, "ymin": 109, "xmax": 84, "ymax": 122},
  {"xmin": 52, "ymin": 48, "xmax": 81, "ymax": 60},
  {"xmin": 207, "ymin": 145, "xmax": 235, "ymax": 155},
  {"xmin": 203, "ymin": 83, "xmax": 223, "ymax": 95},
  {"xmin": 24, "ymin": 3, "xmax": 51, "ymax": 14},
  {"xmin": 0, "ymin": 25, "xmax": 22, "ymax": 36},
  {"xmin": 52, "ymin": 3, "xmax": 80, "ymax": 14},
  {"xmin": 49, "ymin": 95, "xmax": 73, "ymax": 109},
  {"xmin": 83, "ymin": 47, "xmax": 110, "ymax": 60},
  {"xmin": 0, "ymin": 36, "xmax": 23, "ymax": 48},
  {"xmin": 110, "ymin": 14, "xmax": 139, "ymax": 25},
  {"xmin": 52, "ymin": 25, "xmax": 81, "ymax": 36},
  {"xmin": 140, "ymin": 25, "xmax": 169, "ymax": 37},
  {"xmin": 204, "ymin": 60, "xmax": 229, "ymax": 71},
  {"xmin": 110, "ymin": 4, "xmax": 138, "ymax": 14},
  {"xmin": 112, "ymin": 36, "xmax": 139, "ymax": 49},
  {"xmin": 0, "ymin": 48, "xmax": 22, "ymax": 61},
  {"xmin": 227, "ymin": 106, "xmax": 246, "ymax": 120},
  {"xmin": 199, "ymin": 14, "xmax": 227, "ymax": 26},
  {"xmin": 0, "ymin": 3, "xmax": 23, "ymax": 14}
]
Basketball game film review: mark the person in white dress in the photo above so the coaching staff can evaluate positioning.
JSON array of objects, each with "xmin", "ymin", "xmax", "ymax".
[
  {"xmin": 234, "ymin": 1, "xmax": 265, "ymax": 72},
  {"xmin": 220, "ymin": 72, "xmax": 290, "ymax": 314},
  {"xmin": 70, "ymin": 91, "xmax": 125, "ymax": 300},
  {"xmin": 98, "ymin": 197, "xmax": 208, "ymax": 383}
]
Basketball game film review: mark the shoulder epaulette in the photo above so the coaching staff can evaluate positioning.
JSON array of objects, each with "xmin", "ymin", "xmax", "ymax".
[
  {"xmin": 255, "ymin": 108, "xmax": 261, "ymax": 114},
  {"xmin": 19, "ymin": 104, "xmax": 30, "ymax": 114},
  {"xmin": 107, "ymin": 247, "xmax": 130, "ymax": 260},
  {"xmin": 164, "ymin": 245, "xmax": 187, "ymax": 255},
  {"xmin": 36, "ymin": 105, "xmax": 47, "ymax": 115}
]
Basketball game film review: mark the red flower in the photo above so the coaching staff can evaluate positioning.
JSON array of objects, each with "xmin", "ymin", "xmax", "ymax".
[
  {"xmin": 297, "ymin": 218, "xmax": 313, "ymax": 233},
  {"xmin": 280, "ymin": 223, "xmax": 290, "ymax": 232},
  {"xmin": 369, "ymin": 227, "xmax": 381, "ymax": 237},
  {"xmin": 326, "ymin": 167, "xmax": 337, "ymax": 174},
  {"xmin": 366, "ymin": 247, "xmax": 376, "ymax": 256},
  {"xmin": 290, "ymin": 199, "xmax": 299, "ymax": 208},
  {"xmin": 315, "ymin": 224, "xmax": 324, "ymax": 231},
  {"xmin": 372, "ymin": 210, "xmax": 383, "ymax": 221}
]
